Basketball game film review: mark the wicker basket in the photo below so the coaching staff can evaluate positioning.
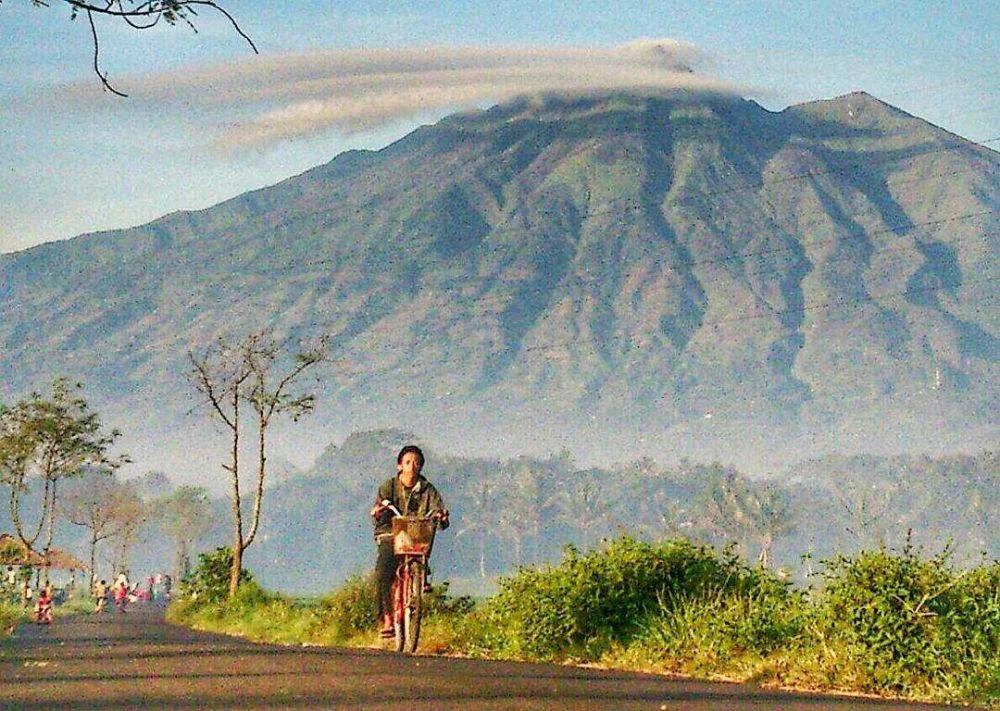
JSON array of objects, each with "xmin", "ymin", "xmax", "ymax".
[{"xmin": 391, "ymin": 516, "xmax": 436, "ymax": 556}]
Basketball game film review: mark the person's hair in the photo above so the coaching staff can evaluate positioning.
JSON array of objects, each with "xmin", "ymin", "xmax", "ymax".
[{"xmin": 397, "ymin": 444, "xmax": 425, "ymax": 468}]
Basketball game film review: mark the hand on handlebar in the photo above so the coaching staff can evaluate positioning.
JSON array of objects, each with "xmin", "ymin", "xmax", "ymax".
[
  {"xmin": 433, "ymin": 509, "xmax": 449, "ymax": 524},
  {"xmin": 371, "ymin": 499, "xmax": 397, "ymax": 519}
]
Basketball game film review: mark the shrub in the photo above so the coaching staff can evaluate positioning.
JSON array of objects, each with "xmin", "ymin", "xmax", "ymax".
[
  {"xmin": 468, "ymin": 537, "xmax": 768, "ymax": 660},
  {"xmin": 180, "ymin": 547, "xmax": 255, "ymax": 603},
  {"xmin": 0, "ymin": 600, "xmax": 21, "ymax": 635},
  {"xmin": 423, "ymin": 580, "xmax": 475, "ymax": 617},
  {"xmin": 817, "ymin": 544, "xmax": 999, "ymax": 701},
  {"xmin": 315, "ymin": 573, "xmax": 377, "ymax": 642},
  {"xmin": 631, "ymin": 579, "xmax": 811, "ymax": 675},
  {"xmin": 313, "ymin": 574, "xmax": 475, "ymax": 643}
]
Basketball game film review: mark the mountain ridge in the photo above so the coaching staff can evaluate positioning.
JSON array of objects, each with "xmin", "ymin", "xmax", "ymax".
[{"xmin": 1, "ymin": 90, "xmax": 996, "ymax": 479}]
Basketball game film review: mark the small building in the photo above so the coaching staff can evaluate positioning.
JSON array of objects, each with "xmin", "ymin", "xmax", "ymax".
[{"xmin": 0, "ymin": 533, "xmax": 89, "ymax": 595}]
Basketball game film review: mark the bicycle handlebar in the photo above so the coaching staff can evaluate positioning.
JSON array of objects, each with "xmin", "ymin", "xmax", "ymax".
[{"xmin": 373, "ymin": 500, "xmax": 448, "ymax": 523}]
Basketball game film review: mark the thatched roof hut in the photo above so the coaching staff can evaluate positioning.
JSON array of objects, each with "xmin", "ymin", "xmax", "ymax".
[{"xmin": 0, "ymin": 534, "xmax": 88, "ymax": 571}]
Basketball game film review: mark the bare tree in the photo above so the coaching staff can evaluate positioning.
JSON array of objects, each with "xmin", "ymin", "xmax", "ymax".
[
  {"xmin": 104, "ymin": 482, "xmax": 148, "ymax": 579},
  {"xmin": 830, "ymin": 477, "xmax": 900, "ymax": 549},
  {"xmin": 61, "ymin": 467, "xmax": 138, "ymax": 583},
  {"xmin": 7, "ymin": 0, "xmax": 257, "ymax": 96},
  {"xmin": 188, "ymin": 331, "xmax": 326, "ymax": 597},
  {"xmin": 155, "ymin": 484, "xmax": 214, "ymax": 579},
  {"xmin": 0, "ymin": 379, "xmax": 126, "ymax": 585}
]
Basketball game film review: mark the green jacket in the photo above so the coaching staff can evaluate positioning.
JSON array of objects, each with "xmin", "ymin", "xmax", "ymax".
[{"xmin": 373, "ymin": 474, "xmax": 449, "ymax": 541}]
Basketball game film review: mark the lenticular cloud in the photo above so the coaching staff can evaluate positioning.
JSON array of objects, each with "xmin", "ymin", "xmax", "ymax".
[{"xmin": 135, "ymin": 39, "xmax": 742, "ymax": 151}]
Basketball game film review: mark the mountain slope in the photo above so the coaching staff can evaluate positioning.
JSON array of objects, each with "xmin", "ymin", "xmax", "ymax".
[{"xmin": 1, "ymin": 91, "xmax": 996, "ymax": 475}]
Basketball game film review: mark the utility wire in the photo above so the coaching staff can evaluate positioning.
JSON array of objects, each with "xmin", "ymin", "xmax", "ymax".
[{"xmin": 35, "ymin": 207, "xmax": 992, "ymax": 351}]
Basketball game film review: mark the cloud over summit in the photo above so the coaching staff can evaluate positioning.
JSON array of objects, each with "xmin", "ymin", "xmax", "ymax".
[{"xmin": 115, "ymin": 39, "xmax": 739, "ymax": 151}]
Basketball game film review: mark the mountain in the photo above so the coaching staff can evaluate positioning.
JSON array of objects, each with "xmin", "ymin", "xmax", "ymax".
[{"xmin": 1, "ymin": 90, "xmax": 997, "ymax": 480}]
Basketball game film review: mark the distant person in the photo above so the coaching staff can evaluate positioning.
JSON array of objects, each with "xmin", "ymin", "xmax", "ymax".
[
  {"xmin": 33, "ymin": 586, "xmax": 53, "ymax": 624},
  {"xmin": 113, "ymin": 580, "xmax": 128, "ymax": 613},
  {"xmin": 369, "ymin": 445, "xmax": 449, "ymax": 639},
  {"xmin": 93, "ymin": 579, "xmax": 108, "ymax": 614}
]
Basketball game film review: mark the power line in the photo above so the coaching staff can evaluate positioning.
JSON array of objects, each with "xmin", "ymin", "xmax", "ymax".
[
  {"xmin": 73, "ymin": 274, "xmax": 998, "ymax": 415},
  {"xmin": 9, "ymin": 205, "xmax": 992, "ymax": 363},
  {"xmin": 334, "ymin": 273, "xmax": 999, "ymax": 377}
]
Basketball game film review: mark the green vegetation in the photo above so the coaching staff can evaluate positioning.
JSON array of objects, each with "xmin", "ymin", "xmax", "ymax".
[
  {"xmin": 169, "ymin": 537, "xmax": 998, "ymax": 708},
  {"xmin": 167, "ymin": 548, "xmax": 472, "ymax": 650},
  {"xmin": 0, "ymin": 599, "xmax": 22, "ymax": 634}
]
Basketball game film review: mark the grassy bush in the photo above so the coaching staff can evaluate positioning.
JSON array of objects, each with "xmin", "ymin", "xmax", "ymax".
[
  {"xmin": 812, "ymin": 546, "xmax": 999, "ymax": 702},
  {"xmin": 169, "ymin": 563, "xmax": 474, "ymax": 649},
  {"xmin": 165, "ymin": 537, "xmax": 997, "ymax": 708},
  {"xmin": 467, "ymin": 537, "xmax": 768, "ymax": 660},
  {"xmin": 180, "ymin": 547, "xmax": 254, "ymax": 603},
  {"xmin": 622, "ymin": 580, "xmax": 810, "ymax": 675},
  {"xmin": 313, "ymin": 573, "xmax": 376, "ymax": 642}
]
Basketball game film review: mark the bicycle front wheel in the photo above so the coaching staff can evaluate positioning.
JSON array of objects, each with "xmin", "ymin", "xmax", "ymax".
[
  {"xmin": 392, "ymin": 566, "xmax": 407, "ymax": 653},
  {"xmin": 404, "ymin": 560, "xmax": 425, "ymax": 654}
]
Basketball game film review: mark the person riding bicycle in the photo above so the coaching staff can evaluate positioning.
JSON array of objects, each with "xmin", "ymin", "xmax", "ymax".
[
  {"xmin": 370, "ymin": 445, "xmax": 449, "ymax": 639},
  {"xmin": 93, "ymin": 579, "xmax": 108, "ymax": 614},
  {"xmin": 33, "ymin": 586, "xmax": 53, "ymax": 624}
]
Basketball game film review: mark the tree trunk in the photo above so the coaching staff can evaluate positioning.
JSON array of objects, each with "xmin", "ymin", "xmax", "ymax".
[
  {"xmin": 42, "ymin": 480, "xmax": 58, "ymax": 588},
  {"xmin": 228, "ymin": 389, "xmax": 243, "ymax": 599},
  {"xmin": 89, "ymin": 530, "xmax": 98, "ymax": 591},
  {"xmin": 229, "ymin": 539, "xmax": 243, "ymax": 598}
]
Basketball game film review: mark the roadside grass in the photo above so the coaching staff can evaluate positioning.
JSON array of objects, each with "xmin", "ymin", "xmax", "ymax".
[
  {"xmin": 1, "ymin": 587, "xmax": 95, "ymax": 634},
  {"xmin": 168, "ymin": 540, "xmax": 999, "ymax": 709},
  {"xmin": 0, "ymin": 599, "xmax": 22, "ymax": 634},
  {"xmin": 55, "ymin": 589, "xmax": 98, "ymax": 617}
]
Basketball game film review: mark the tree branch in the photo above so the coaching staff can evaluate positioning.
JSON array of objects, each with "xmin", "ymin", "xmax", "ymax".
[{"xmin": 51, "ymin": 0, "xmax": 258, "ymax": 95}]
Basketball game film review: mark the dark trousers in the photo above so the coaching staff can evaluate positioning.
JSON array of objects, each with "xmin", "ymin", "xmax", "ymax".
[{"xmin": 375, "ymin": 540, "xmax": 395, "ymax": 619}]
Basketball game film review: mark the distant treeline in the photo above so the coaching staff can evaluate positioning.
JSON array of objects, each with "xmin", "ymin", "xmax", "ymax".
[
  {"xmin": 3, "ymin": 430, "xmax": 994, "ymax": 596},
  {"xmin": 247, "ymin": 431, "xmax": 997, "ymax": 594}
]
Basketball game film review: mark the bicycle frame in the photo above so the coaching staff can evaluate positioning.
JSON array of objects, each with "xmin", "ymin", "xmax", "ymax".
[{"xmin": 389, "ymin": 513, "xmax": 438, "ymax": 654}]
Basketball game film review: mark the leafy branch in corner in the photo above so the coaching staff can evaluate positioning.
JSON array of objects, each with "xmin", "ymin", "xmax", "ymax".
[{"xmin": 7, "ymin": 0, "xmax": 257, "ymax": 97}]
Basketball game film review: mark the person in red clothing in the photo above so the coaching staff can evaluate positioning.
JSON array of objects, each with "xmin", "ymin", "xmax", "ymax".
[
  {"xmin": 113, "ymin": 580, "xmax": 128, "ymax": 613},
  {"xmin": 33, "ymin": 586, "xmax": 53, "ymax": 624}
]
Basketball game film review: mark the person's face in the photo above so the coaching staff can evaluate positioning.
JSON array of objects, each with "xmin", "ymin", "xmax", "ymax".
[{"xmin": 397, "ymin": 452, "xmax": 423, "ymax": 481}]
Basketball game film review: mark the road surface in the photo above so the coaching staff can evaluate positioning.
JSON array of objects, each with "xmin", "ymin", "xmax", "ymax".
[{"xmin": 0, "ymin": 604, "xmax": 968, "ymax": 710}]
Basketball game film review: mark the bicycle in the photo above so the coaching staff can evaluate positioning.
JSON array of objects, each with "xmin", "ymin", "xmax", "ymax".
[
  {"xmin": 32, "ymin": 598, "xmax": 53, "ymax": 625},
  {"xmin": 385, "ymin": 506, "xmax": 441, "ymax": 654}
]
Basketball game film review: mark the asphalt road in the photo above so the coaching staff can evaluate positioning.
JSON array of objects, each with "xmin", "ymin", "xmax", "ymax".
[{"xmin": 0, "ymin": 604, "xmax": 968, "ymax": 710}]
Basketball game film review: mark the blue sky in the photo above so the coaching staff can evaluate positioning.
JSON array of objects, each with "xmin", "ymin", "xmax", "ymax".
[{"xmin": 1, "ymin": 0, "xmax": 996, "ymax": 254}]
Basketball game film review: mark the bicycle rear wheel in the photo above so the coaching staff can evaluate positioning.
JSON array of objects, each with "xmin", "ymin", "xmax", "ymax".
[
  {"xmin": 392, "ymin": 566, "xmax": 407, "ymax": 653},
  {"xmin": 404, "ymin": 560, "xmax": 424, "ymax": 654}
]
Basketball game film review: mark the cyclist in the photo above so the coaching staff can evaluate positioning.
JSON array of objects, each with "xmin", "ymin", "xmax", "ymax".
[
  {"xmin": 370, "ymin": 445, "xmax": 449, "ymax": 639},
  {"xmin": 93, "ymin": 579, "xmax": 108, "ymax": 614},
  {"xmin": 33, "ymin": 586, "xmax": 54, "ymax": 624}
]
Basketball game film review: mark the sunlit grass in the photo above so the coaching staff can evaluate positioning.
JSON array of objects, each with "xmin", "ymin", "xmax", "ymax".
[{"xmin": 169, "ymin": 539, "xmax": 999, "ymax": 709}]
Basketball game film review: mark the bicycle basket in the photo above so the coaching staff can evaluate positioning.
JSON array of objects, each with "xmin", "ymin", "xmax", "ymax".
[{"xmin": 391, "ymin": 516, "xmax": 436, "ymax": 556}]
